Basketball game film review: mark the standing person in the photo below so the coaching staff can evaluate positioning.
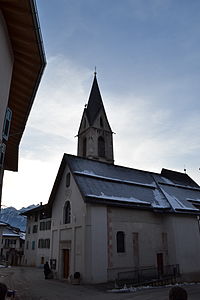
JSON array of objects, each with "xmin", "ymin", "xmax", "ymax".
[
  {"xmin": 44, "ymin": 261, "xmax": 51, "ymax": 279},
  {"xmin": 169, "ymin": 286, "xmax": 188, "ymax": 300},
  {"xmin": 0, "ymin": 282, "xmax": 7, "ymax": 300}
]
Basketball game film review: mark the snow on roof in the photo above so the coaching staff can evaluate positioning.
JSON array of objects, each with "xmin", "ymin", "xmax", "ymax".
[
  {"xmin": 63, "ymin": 154, "xmax": 200, "ymax": 214},
  {"xmin": 151, "ymin": 189, "xmax": 171, "ymax": 209},
  {"xmin": 19, "ymin": 232, "xmax": 26, "ymax": 240},
  {"xmin": 74, "ymin": 170, "xmax": 156, "ymax": 188},
  {"xmin": 3, "ymin": 233, "xmax": 19, "ymax": 237},
  {"xmin": 0, "ymin": 222, "xmax": 7, "ymax": 226},
  {"xmin": 160, "ymin": 187, "xmax": 199, "ymax": 212},
  {"xmin": 86, "ymin": 193, "xmax": 151, "ymax": 205}
]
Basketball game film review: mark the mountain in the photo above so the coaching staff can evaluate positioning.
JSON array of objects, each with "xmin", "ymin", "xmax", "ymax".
[{"xmin": 0, "ymin": 205, "xmax": 38, "ymax": 232}]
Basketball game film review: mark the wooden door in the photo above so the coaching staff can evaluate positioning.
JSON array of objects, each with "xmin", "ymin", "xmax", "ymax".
[
  {"xmin": 63, "ymin": 249, "xmax": 69, "ymax": 279},
  {"xmin": 157, "ymin": 253, "xmax": 164, "ymax": 275}
]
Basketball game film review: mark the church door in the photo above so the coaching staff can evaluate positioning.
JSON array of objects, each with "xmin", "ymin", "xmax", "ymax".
[
  {"xmin": 63, "ymin": 249, "xmax": 70, "ymax": 279},
  {"xmin": 157, "ymin": 253, "xmax": 164, "ymax": 276}
]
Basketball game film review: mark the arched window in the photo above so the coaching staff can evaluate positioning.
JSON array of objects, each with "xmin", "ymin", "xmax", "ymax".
[
  {"xmin": 98, "ymin": 136, "xmax": 105, "ymax": 157},
  {"xmin": 100, "ymin": 117, "xmax": 103, "ymax": 128},
  {"xmin": 83, "ymin": 137, "xmax": 87, "ymax": 157},
  {"xmin": 66, "ymin": 172, "xmax": 70, "ymax": 188},
  {"xmin": 116, "ymin": 231, "xmax": 125, "ymax": 253},
  {"xmin": 64, "ymin": 201, "xmax": 71, "ymax": 224}
]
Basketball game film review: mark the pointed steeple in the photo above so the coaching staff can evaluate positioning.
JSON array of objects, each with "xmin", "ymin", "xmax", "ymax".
[
  {"xmin": 86, "ymin": 73, "xmax": 104, "ymax": 126},
  {"xmin": 77, "ymin": 74, "xmax": 114, "ymax": 164}
]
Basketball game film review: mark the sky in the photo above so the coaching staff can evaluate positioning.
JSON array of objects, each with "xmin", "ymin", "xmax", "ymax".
[{"xmin": 2, "ymin": 0, "xmax": 200, "ymax": 209}]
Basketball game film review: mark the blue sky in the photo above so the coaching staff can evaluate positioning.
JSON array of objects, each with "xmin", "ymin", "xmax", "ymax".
[{"xmin": 2, "ymin": 0, "xmax": 200, "ymax": 209}]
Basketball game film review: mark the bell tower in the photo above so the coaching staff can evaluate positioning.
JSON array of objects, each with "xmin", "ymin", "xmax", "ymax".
[{"xmin": 77, "ymin": 73, "xmax": 114, "ymax": 164}]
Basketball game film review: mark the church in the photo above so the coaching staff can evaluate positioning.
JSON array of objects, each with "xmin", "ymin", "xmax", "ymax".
[{"xmin": 23, "ymin": 74, "xmax": 200, "ymax": 284}]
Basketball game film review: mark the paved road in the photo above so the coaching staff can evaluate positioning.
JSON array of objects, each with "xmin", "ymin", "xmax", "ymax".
[{"xmin": 0, "ymin": 266, "xmax": 200, "ymax": 300}]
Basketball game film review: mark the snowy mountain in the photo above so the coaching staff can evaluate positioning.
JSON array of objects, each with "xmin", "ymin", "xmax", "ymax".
[{"xmin": 0, "ymin": 205, "xmax": 38, "ymax": 232}]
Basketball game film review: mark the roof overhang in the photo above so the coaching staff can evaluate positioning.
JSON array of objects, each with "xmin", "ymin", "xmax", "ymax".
[{"xmin": 0, "ymin": 0, "xmax": 46, "ymax": 171}]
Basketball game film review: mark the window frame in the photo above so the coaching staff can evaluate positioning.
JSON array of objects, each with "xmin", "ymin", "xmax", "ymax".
[
  {"xmin": 64, "ymin": 201, "xmax": 71, "ymax": 224},
  {"xmin": 3, "ymin": 107, "xmax": 12, "ymax": 141}
]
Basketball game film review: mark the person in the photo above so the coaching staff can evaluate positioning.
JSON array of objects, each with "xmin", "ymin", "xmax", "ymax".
[
  {"xmin": 44, "ymin": 261, "xmax": 51, "ymax": 279},
  {"xmin": 169, "ymin": 286, "xmax": 188, "ymax": 300},
  {"xmin": 0, "ymin": 282, "xmax": 7, "ymax": 300}
]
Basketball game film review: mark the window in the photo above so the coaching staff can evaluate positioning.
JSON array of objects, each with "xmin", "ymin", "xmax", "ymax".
[
  {"xmin": 40, "ymin": 222, "xmax": 46, "ymax": 231},
  {"xmin": 5, "ymin": 239, "xmax": 9, "ymax": 247},
  {"xmin": 41, "ymin": 257, "xmax": 44, "ymax": 264},
  {"xmin": 46, "ymin": 220, "xmax": 51, "ymax": 230},
  {"xmin": 34, "ymin": 214, "xmax": 38, "ymax": 222},
  {"xmin": 38, "ymin": 239, "xmax": 50, "ymax": 249},
  {"xmin": 28, "ymin": 227, "xmax": 31, "ymax": 234},
  {"xmin": 117, "ymin": 231, "xmax": 125, "ymax": 253},
  {"xmin": 66, "ymin": 172, "xmax": 70, "ymax": 188},
  {"xmin": 26, "ymin": 241, "xmax": 29, "ymax": 250},
  {"xmin": 98, "ymin": 136, "xmax": 105, "ymax": 157},
  {"xmin": 45, "ymin": 239, "xmax": 50, "ymax": 248},
  {"xmin": 3, "ymin": 107, "xmax": 12, "ymax": 141},
  {"xmin": 33, "ymin": 225, "xmax": 38, "ymax": 233},
  {"xmin": 0, "ymin": 144, "xmax": 6, "ymax": 168},
  {"xmin": 83, "ymin": 137, "xmax": 87, "ymax": 157},
  {"xmin": 100, "ymin": 117, "xmax": 103, "ymax": 128},
  {"xmin": 64, "ymin": 201, "xmax": 71, "ymax": 224},
  {"xmin": 32, "ymin": 241, "xmax": 35, "ymax": 250}
]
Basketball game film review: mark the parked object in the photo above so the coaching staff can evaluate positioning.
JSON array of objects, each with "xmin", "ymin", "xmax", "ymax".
[{"xmin": 70, "ymin": 272, "xmax": 81, "ymax": 285}]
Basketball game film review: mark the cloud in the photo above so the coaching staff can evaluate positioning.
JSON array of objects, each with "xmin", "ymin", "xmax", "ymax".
[
  {"xmin": 3, "ymin": 54, "xmax": 200, "ymax": 209},
  {"xmin": 2, "ymin": 158, "xmax": 60, "ymax": 209}
]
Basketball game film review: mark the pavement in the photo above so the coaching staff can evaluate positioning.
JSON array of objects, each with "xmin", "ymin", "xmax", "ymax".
[{"xmin": 0, "ymin": 266, "xmax": 200, "ymax": 300}]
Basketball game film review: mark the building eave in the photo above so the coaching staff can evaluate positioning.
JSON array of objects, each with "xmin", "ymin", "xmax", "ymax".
[{"xmin": 0, "ymin": 0, "xmax": 46, "ymax": 171}]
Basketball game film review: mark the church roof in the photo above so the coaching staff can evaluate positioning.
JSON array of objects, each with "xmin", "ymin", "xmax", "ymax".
[
  {"xmin": 48, "ymin": 154, "xmax": 200, "ymax": 214},
  {"xmin": 86, "ymin": 74, "xmax": 105, "ymax": 125}
]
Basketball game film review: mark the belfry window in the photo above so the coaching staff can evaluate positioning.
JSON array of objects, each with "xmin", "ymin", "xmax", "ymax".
[
  {"xmin": 83, "ymin": 137, "xmax": 87, "ymax": 157},
  {"xmin": 98, "ymin": 136, "xmax": 105, "ymax": 157},
  {"xmin": 100, "ymin": 117, "xmax": 103, "ymax": 128},
  {"xmin": 64, "ymin": 201, "xmax": 71, "ymax": 224},
  {"xmin": 117, "ymin": 231, "xmax": 125, "ymax": 253}
]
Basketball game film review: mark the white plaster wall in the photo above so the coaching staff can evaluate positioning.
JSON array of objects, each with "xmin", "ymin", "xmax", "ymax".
[
  {"xmin": 24, "ymin": 216, "xmax": 51, "ymax": 267},
  {"xmin": 107, "ymin": 208, "xmax": 165, "ymax": 280},
  {"xmin": 24, "ymin": 218, "xmax": 37, "ymax": 266},
  {"xmin": 84, "ymin": 204, "xmax": 108, "ymax": 283},
  {"xmin": 51, "ymin": 165, "xmax": 86, "ymax": 279},
  {"xmin": 168, "ymin": 214, "xmax": 200, "ymax": 281},
  {"xmin": 0, "ymin": 11, "xmax": 13, "ymax": 137}
]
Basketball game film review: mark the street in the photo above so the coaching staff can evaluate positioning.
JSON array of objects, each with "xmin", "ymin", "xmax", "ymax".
[{"xmin": 0, "ymin": 266, "xmax": 200, "ymax": 300}]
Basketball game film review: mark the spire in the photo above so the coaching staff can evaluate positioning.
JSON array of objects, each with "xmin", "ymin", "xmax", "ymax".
[
  {"xmin": 77, "ymin": 73, "xmax": 114, "ymax": 164},
  {"xmin": 86, "ymin": 73, "xmax": 104, "ymax": 126}
]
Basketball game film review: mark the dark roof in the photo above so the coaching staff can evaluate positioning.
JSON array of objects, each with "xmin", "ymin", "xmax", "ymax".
[
  {"xmin": 86, "ymin": 74, "xmax": 105, "ymax": 125},
  {"xmin": 48, "ymin": 154, "xmax": 200, "ymax": 215},
  {"xmin": 21, "ymin": 204, "xmax": 51, "ymax": 217},
  {"xmin": 161, "ymin": 168, "xmax": 199, "ymax": 188}
]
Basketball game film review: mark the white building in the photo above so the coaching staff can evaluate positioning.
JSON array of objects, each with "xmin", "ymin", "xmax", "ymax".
[
  {"xmin": 0, "ymin": 222, "xmax": 25, "ymax": 266},
  {"xmin": 24, "ymin": 75, "xmax": 200, "ymax": 284},
  {"xmin": 0, "ymin": 0, "xmax": 46, "ymax": 207}
]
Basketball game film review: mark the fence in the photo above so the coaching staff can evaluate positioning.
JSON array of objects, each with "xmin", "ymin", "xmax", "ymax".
[{"xmin": 116, "ymin": 264, "xmax": 180, "ymax": 287}]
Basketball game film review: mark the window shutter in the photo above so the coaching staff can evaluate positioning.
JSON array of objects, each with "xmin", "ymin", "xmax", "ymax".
[{"xmin": 3, "ymin": 107, "xmax": 12, "ymax": 141}]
